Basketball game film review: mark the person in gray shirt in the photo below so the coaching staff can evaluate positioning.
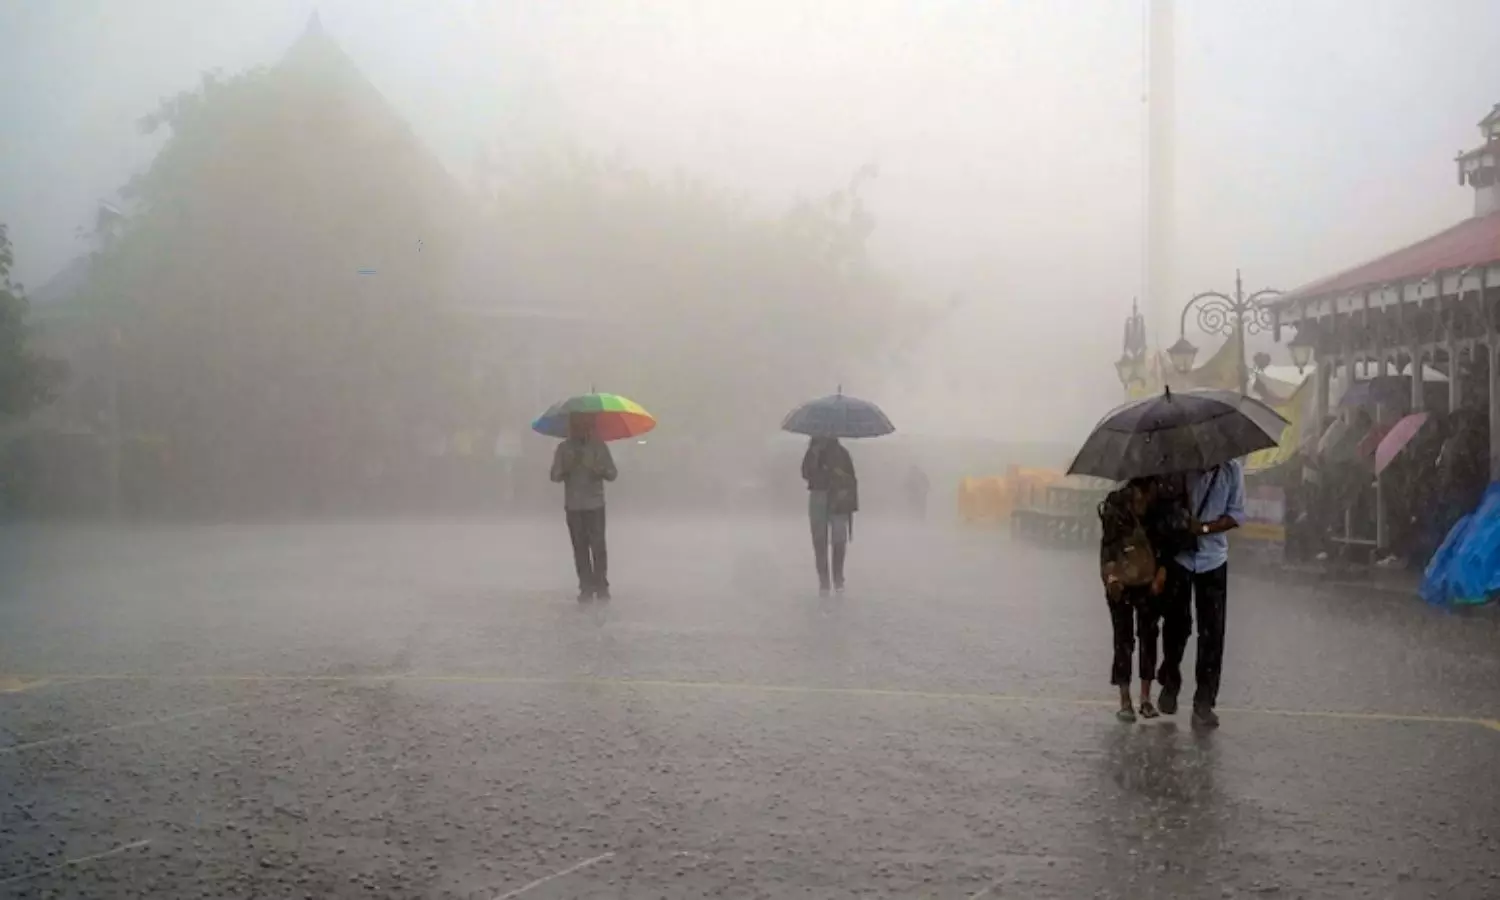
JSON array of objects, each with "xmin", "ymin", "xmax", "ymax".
[
  {"xmin": 802, "ymin": 437, "xmax": 858, "ymax": 595},
  {"xmin": 550, "ymin": 414, "xmax": 618, "ymax": 601}
]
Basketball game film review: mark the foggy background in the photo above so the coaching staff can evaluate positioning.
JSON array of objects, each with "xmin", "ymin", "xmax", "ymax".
[{"xmin": 3, "ymin": 0, "xmax": 1498, "ymax": 448}]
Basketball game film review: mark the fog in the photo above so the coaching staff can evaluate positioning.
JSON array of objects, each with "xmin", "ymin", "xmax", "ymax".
[
  {"xmin": 8, "ymin": 9, "xmax": 1500, "ymax": 894},
  {"xmin": 2, "ymin": 0, "xmax": 1498, "ymax": 515}
]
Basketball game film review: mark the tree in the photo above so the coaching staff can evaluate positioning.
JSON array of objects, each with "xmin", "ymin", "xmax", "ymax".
[
  {"xmin": 71, "ymin": 31, "xmax": 478, "ymax": 511},
  {"xmin": 480, "ymin": 150, "xmax": 930, "ymax": 441},
  {"xmin": 0, "ymin": 224, "xmax": 65, "ymax": 417}
]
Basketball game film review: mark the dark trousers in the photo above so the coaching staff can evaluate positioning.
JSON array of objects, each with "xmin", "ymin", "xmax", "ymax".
[
  {"xmin": 565, "ymin": 508, "xmax": 608, "ymax": 591},
  {"xmin": 1158, "ymin": 561, "xmax": 1228, "ymax": 709},
  {"xmin": 1108, "ymin": 588, "xmax": 1161, "ymax": 687}
]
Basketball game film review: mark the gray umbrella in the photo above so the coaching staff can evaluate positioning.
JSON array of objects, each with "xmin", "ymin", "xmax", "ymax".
[
  {"xmin": 1068, "ymin": 388, "xmax": 1287, "ymax": 481},
  {"xmin": 781, "ymin": 390, "xmax": 895, "ymax": 439}
]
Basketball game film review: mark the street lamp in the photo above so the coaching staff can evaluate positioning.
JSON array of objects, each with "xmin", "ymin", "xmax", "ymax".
[
  {"xmin": 1166, "ymin": 336, "xmax": 1199, "ymax": 376},
  {"xmin": 1286, "ymin": 324, "xmax": 1316, "ymax": 373},
  {"xmin": 1171, "ymin": 270, "xmax": 1282, "ymax": 394},
  {"xmin": 1114, "ymin": 352, "xmax": 1145, "ymax": 388}
]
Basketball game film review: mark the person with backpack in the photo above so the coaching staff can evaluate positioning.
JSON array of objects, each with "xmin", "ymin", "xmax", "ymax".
[
  {"xmin": 802, "ymin": 436, "xmax": 858, "ymax": 595},
  {"xmin": 1099, "ymin": 477, "xmax": 1170, "ymax": 721}
]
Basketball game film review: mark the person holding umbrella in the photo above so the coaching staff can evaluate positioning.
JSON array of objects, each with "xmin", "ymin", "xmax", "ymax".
[
  {"xmin": 1158, "ymin": 457, "xmax": 1246, "ymax": 728},
  {"xmin": 783, "ymin": 389, "xmax": 894, "ymax": 595},
  {"xmin": 802, "ymin": 437, "xmax": 858, "ymax": 594},
  {"xmin": 535, "ymin": 392, "xmax": 656, "ymax": 602},
  {"xmin": 1069, "ymin": 388, "xmax": 1284, "ymax": 729}
]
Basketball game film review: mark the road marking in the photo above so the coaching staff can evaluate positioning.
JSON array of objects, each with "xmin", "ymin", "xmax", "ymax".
[
  {"xmin": 0, "ymin": 839, "xmax": 151, "ymax": 887},
  {"xmin": 3, "ymin": 672, "xmax": 1496, "ymax": 733},
  {"xmin": 491, "ymin": 851, "xmax": 613, "ymax": 899},
  {"xmin": 0, "ymin": 697, "xmax": 285, "ymax": 756},
  {"xmin": 0, "ymin": 676, "xmax": 48, "ymax": 694}
]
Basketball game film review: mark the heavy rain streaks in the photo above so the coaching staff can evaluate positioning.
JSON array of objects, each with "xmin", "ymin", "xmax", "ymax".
[
  {"xmin": 0, "ymin": 518, "xmax": 1498, "ymax": 897},
  {"xmin": 4, "ymin": 2, "xmax": 1500, "ymax": 898}
]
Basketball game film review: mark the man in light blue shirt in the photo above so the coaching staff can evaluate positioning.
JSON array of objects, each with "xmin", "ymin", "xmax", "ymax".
[{"xmin": 1157, "ymin": 457, "xmax": 1246, "ymax": 728}]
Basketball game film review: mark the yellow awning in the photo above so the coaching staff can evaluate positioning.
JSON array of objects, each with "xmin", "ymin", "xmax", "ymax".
[
  {"xmin": 1126, "ymin": 331, "xmax": 1243, "ymax": 400},
  {"xmin": 1245, "ymin": 376, "xmax": 1312, "ymax": 474}
]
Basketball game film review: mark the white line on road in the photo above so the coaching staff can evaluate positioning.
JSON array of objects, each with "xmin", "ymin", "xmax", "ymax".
[
  {"xmin": 0, "ymin": 697, "xmax": 288, "ymax": 756},
  {"xmin": 7, "ymin": 672, "xmax": 1499, "ymax": 734},
  {"xmin": 0, "ymin": 839, "xmax": 152, "ymax": 887},
  {"xmin": 492, "ymin": 852, "xmax": 614, "ymax": 900}
]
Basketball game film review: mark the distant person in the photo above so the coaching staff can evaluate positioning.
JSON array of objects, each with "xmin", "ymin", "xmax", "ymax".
[
  {"xmin": 1411, "ymin": 412, "xmax": 1453, "ymax": 564},
  {"xmin": 550, "ymin": 413, "xmax": 617, "ymax": 601},
  {"xmin": 1097, "ymin": 477, "xmax": 1168, "ymax": 721},
  {"xmin": 905, "ymin": 464, "xmax": 930, "ymax": 520},
  {"xmin": 1438, "ymin": 410, "xmax": 1489, "ymax": 531},
  {"xmin": 802, "ymin": 436, "xmax": 858, "ymax": 595},
  {"xmin": 1158, "ymin": 458, "xmax": 1246, "ymax": 729}
]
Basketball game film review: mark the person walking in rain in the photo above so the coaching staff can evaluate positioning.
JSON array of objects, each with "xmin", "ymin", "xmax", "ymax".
[
  {"xmin": 1157, "ymin": 458, "xmax": 1246, "ymax": 728},
  {"xmin": 905, "ymin": 463, "xmax": 930, "ymax": 521},
  {"xmin": 551, "ymin": 413, "xmax": 617, "ymax": 601},
  {"xmin": 802, "ymin": 436, "xmax": 858, "ymax": 594},
  {"xmin": 1098, "ymin": 477, "xmax": 1169, "ymax": 721}
]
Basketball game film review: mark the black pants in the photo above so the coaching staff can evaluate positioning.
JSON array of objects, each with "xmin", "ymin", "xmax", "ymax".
[
  {"xmin": 1108, "ymin": 588, "xmax": 1161, "ymax": 687},
  {"xmin": 1158, "ymin": 561, "xmax": 1228, "ymax": 709},
  {"xmin": 565, "ymin": 508, "xmax": 608, "ymax": 591}
]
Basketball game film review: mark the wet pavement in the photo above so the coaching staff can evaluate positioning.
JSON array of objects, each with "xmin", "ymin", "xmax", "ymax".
[{"xmin": 2, "ymin": 515, "xmax": 1498, "ymax": 898}]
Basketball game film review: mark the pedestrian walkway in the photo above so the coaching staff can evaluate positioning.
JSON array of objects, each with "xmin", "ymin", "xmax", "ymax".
[{"xmin": 2, "ymin": 517, "xmax": 1498, "ymax": 896}]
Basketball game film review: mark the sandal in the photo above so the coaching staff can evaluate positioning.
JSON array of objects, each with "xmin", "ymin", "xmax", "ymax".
[
  {"xmin": 1139, "ymin": 700, "xmax": 1160, "ymax": 719},
  {"xmin": 1116, "ymin": 705, "xmax": 1138, "ymax": 723}
]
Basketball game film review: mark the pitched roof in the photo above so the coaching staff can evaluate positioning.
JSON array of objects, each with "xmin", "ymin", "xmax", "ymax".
[
  {"xmin": 28, "ymin": 254, "xmax": 93, "ymax": 307},
  {"xmin": 1278, "ymin": 212, "xmax": 1500, "ymax": 303},
  {"xmin": 275, "ymin": 13, "xmax": 462, "ymax": 205},
  {"xmin": 1457, "ymin": 138, "xmax": 1498, "ymax": 161}
]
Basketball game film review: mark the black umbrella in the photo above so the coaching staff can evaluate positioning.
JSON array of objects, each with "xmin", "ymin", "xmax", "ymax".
[
  {"xmin": 1068, "ymin": 388, "xmax": 1288, "ymax": 481},
  {"xmin": 781, "ymin": 390, "xmax": 895, "ymax": 439}
]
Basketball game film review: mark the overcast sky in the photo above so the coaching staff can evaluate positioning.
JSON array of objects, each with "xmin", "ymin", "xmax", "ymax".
[{"xmin": 2, "ymin": 0, "xmax": 1497, "ymax": 441}]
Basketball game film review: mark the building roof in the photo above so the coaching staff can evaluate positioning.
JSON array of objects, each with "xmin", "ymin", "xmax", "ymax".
[
  {"xmin": 1457, "ymin": 139, "xmax": 1498, "ymax": 161},
  {"xmin": 1277, "ymin": 212, "xmax": 1500, "ymax": 303},
  {"xmin": 28, "ymin": 254, "xmax": 93, "ymax": 307}
]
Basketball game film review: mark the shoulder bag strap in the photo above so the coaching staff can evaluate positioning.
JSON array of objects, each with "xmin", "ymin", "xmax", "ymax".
[{"xmin": 1194, "ymin": 467, "xmax": 1221, "ymax": 521}]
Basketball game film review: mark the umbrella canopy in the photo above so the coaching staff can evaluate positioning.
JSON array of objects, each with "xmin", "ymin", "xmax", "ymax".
[
  {"xmin": 1356, "ymin": 421, "xmax": 1394, "ymax": 462},
  {"xmin": 532, "ymin": 392, "xmax": 657, "ymax": 442},
  {"xmin": 1067, "ymin": 388, "xmax": 1288, "ymax": 481},
  {"xmin": 1374, "ymin": 412, "xmax": 1430, "ymax": 475},
  {"xmin": 781, "ymin": 391, "xmax": 895, "ymax": 439}
]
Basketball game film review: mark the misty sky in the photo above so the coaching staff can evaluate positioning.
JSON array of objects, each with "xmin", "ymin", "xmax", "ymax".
[{"xmin": 3, "ymin": 0, "xmax": 1498, "ymax": 442}]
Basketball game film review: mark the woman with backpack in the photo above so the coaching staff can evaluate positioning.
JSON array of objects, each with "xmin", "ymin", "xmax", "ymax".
[{"xmin": 1098, "ymin": 477, "xmax": 1170, "ymax": 721}]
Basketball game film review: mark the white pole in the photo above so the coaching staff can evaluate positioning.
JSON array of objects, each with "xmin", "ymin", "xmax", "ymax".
[{"xmin": 1146, "ymin": 0, "xmax": 1176, "ymax": 330}]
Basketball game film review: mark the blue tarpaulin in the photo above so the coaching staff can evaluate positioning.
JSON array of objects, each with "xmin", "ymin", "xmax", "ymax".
[{"xmin": 1421, "ymin": 482, "xmax": 1500, "ymax": 607}]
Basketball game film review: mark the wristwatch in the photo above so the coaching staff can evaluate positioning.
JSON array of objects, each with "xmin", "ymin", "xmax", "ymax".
[{"xmin": 1200, "ymin": 523, "xmax": 1211, "ymax": 535}]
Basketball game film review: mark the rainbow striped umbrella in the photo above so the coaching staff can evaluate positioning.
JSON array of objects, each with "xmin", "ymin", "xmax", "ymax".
[{"xmin": 532, "ymin": 392, "xmax": 657, "ymax": 442}]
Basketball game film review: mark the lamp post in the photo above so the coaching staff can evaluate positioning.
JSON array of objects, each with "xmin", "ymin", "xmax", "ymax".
[
  {"xmin": 1168, "ymin": 270, "xmax": 1282, "ymax": 394},
  {"xmin": 1285, "ymin": 323, "xmax": 1316, "ymax": 374},
  {"xmin": 1114, "ymin": 298, "xmax": 1149, "ymax": 391}
]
